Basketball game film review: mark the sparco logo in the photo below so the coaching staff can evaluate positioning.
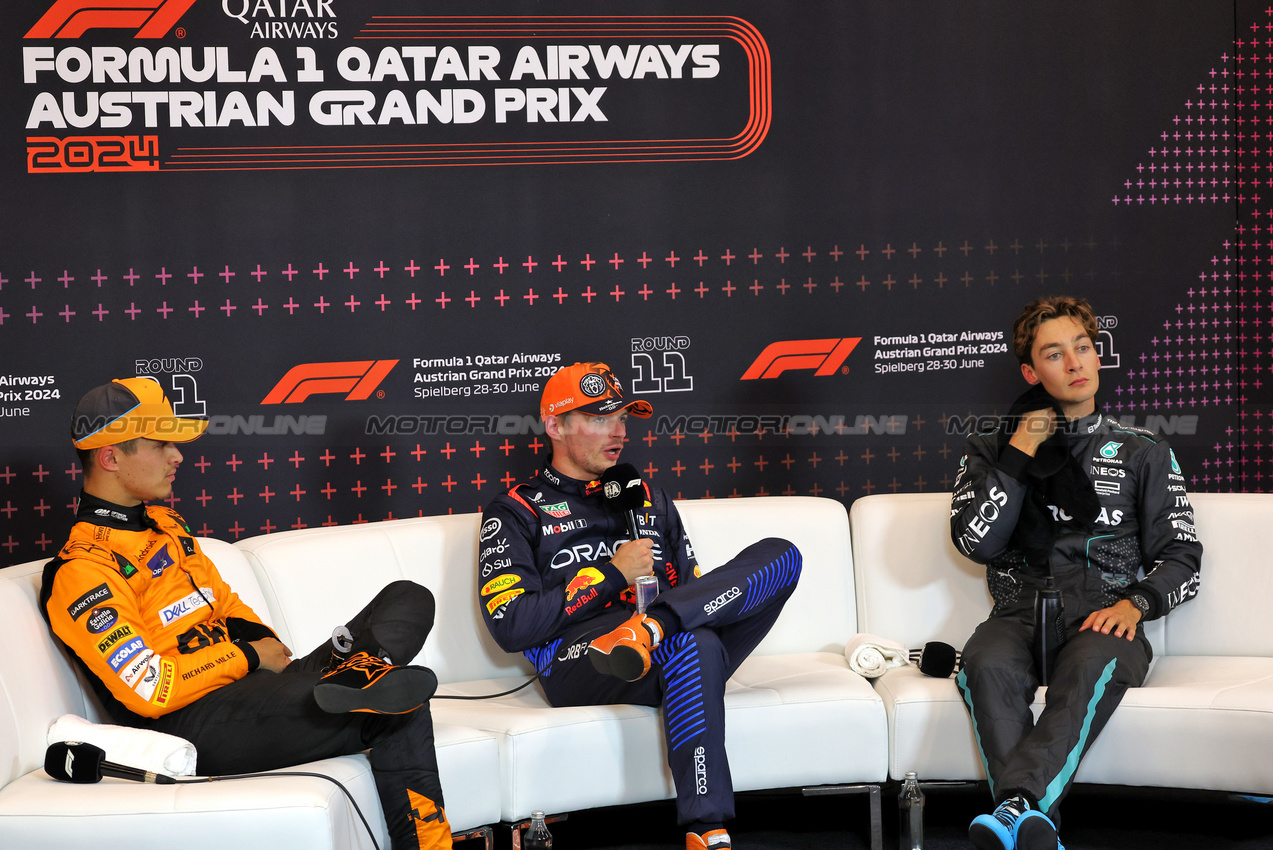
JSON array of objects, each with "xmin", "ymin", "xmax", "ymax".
[
  {"xmin": 262, "ymin": 360, "xmax": 398, "ymax": 404},
  {"xmin": 703, "ymin": 586, "xmax": 740, "ymax": 615},
  {"xmin": 694, "ymin": 746, "xmax": 707, "ymax": 795},
  {"xmin": 26, "ymin": 0, "xmax": 198, "ymax": 39},
  {"xmin": 741, "ymin": 338, "xmax": 861, "ymax": 379}
]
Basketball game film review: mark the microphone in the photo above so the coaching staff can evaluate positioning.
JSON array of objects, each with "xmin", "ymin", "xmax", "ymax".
[
  {"xmin": 917, "ymin": 641, "xmax": 959, "ymax": 678},
  {"xmin": 45, "ymin": 741, "xmax": 177, "ymax": 785},
  {"xmin": 601, "ymin": 463, "xmax": 646, "ymax": 543}
]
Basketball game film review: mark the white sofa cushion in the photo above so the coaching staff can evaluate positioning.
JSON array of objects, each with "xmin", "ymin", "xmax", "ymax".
[
  {"xmin": 851, "ymin": 492, "xmax": 1273, "ymax": 795},
  {"xmin": 675, "ymin": 496, "xmax": 860, "ymax": 653},
  {"xmin": 240, "ymin": 496, "xmax": 887, "ymax": 822}
]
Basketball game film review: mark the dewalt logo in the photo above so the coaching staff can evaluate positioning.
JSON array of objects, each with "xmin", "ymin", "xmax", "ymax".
[
  {"xmin": 262, "ymin": 360, "xmax": 398, "ymax": 404},
  {"xmin": 26, "ymin": 0, "xmax": 199, "ymax": 39},
  {"xmin": 740, "ymin": 338, "xmax": 861, "ymax": 379}
]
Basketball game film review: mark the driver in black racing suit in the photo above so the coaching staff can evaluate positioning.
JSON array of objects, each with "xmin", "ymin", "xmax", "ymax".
[
  {"xmin": 478, "ymin": 362, "xmax": 801, "ymax": 850},
  {"xmin": 950, "ymin": 296, "xmax": 1202, "ymax": 850}
]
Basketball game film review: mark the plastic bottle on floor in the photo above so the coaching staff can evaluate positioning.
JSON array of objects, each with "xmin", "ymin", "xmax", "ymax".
[
  {"xmin": 525, "ymin": 811, "xmax": 553, "ymax": 850},
  {"xmin": 899, "ymin": 771, "xmax": 924, "ymax": 849}
]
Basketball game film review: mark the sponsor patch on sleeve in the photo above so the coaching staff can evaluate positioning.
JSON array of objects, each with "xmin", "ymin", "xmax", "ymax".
[
  {"xmin": 96, "ymin": 622, "xmax": 136, "ymax": 655},
  {"xmin": 106, "ymin": 637, "xmax": 149, "ymax": 673},
  {"xmin": 121, "ymin": 649, "xmax": 158, "ymax": 691},
  {"xmin": 481, "ymin": 574, "xmax": 522, "ymax": 596},
  {"xmin": 151, "ymin": 658, "xmax": 177, "ymax": 707},
  {"xmin": 86, "ymin": 606, "xmax": 119, "ymax": 633},
  {"xmin": 67, "ymin": 583, "xmax": 113, "ymax": 621},
  {"xmin": 485, "ymin": 587, "xmax": 525, "ymax": 615}
]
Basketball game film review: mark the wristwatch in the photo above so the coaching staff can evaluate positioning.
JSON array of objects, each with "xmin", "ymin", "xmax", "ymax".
[{"xmin": 1126, "ymin": 593, "xmax": 1151, "ymax": 617}]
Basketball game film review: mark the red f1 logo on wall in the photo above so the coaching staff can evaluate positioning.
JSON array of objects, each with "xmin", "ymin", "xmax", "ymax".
[
  {"xmin": 262, "ymin": 361, "xmax": 399, "ymax": 404},
  {"xmin": 740, "ymin": 338, "xmax": 861, "ymax": 379},
  {"xmin": 25, "ymin": 0, "xmax": 198, "ymax": 39}
]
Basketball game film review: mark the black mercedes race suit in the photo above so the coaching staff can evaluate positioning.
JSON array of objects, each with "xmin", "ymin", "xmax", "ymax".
[
  {"xmin": 479, "ymin": 463, "xmax": 802, "ymax": 827},
  {"xmin": 949, "ymin": 410, "xmax": 1202, "ymax": 822},
  {"xmin": 41, "ymin": 494, "xmax": 450, "ymax": 850}
]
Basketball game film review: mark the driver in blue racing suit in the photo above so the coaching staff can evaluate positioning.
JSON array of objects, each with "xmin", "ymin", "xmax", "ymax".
[{"xmin": 478, "ymin": 362, "xmax": 801, "ymax": 850}]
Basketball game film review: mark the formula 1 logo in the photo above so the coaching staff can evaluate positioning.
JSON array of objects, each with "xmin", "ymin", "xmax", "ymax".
[
  {"xmin": 262, "ymin": 360, "xmax": 398, "ymax": 404},
  {"xmin": 26, "ymin": 0, "xmax": 199, "ymax": 39},
  {"xmin": 740, "ymin": 338, "xmax": 861, "ymax": 379}
]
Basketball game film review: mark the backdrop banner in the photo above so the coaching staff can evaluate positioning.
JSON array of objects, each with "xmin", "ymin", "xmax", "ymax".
[{"xmin": 0, "ymin": 0, "xmax": 1258, "ymax": 564}]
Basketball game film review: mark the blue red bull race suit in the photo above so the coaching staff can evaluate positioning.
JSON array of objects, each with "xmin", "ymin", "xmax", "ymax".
[
  {"xmin": 949, "ymin": 410, "xmax": 1202, "ymax": 822},
  {"xmin": 479, "ymin": 463, "xmax": 802, "ymax": 826}
]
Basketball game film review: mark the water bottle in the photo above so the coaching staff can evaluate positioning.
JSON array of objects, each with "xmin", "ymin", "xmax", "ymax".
[
  {"xmin": 898, "ymin": 771, "xmax": 924, "ymax": 849},
  {"xmin": 1033, "ymin": 576, "xmax": 1067, "ymax": 686},
  {"xmin": 523, "ymin": 811, "xmax": 552, "ymax": 850}
]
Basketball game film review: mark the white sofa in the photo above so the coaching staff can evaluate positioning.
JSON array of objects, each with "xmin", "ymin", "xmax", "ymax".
[
  {"xmin": 849, "ymin": 491, "xmax": 1273, "ymax": 797},
  {"xmin": 6, "ymin": 490, "xmax": 1267, "ymax": 849},
  {"xmin": 0, "ymin": 537, "xmax": 503, "ymax": 850},
  {"xmin": 0, "ymin": 496, "xmax": 888, "ymax": 849}
]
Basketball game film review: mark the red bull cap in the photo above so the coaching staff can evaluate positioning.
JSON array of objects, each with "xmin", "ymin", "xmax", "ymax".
[{"xmin": 540, "ymin": 362, "xmax": 653, "ymax": 420}]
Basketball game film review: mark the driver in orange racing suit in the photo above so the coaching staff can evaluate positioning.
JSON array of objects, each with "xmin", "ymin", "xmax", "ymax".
[{"xmin": 41, "ymin": 377, "xmax": 450, "ymax": 850}]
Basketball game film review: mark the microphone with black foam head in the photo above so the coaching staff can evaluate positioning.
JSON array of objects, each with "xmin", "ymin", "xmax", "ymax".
[
  {"xmin": 45, "ymin": 741, "xmax": 177, "ymax": 785},
  {"xmin": 600, "ymin": 462, "xmax": 646, "ymax": 543},
  {"xmin": 917, "ymin": 641, "xmax": 959, "ymax": 678}
]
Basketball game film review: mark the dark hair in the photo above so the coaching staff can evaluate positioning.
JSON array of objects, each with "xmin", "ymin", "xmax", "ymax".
[
  {"xmin": 1012, "ymin": 296, "xmax": 1098, "ymax": 365},
  {"xmin": 76, "ymin": 438, "xmax": 140, "ymax": 474}
]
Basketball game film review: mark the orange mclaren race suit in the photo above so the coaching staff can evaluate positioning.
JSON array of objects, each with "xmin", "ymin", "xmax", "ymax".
[
  {"xmin": 42, "ymin": 492, "xmax": 451, "ymax": 850},
  {"xmin": 479, "ymin": 462, "xmax": 802, "ymax": 829},
  {"xmin": 950, "ymin": 408, "xmax": 1203, "ymax": 825}
]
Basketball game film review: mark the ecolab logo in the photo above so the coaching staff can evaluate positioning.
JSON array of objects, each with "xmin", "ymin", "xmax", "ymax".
[
  {"xmin": 262, "ymin": 360, "xmax": 398, "ymax": 404},
  {"xmin": 740, "ymin": 338, "xmax": 861, "ymax": 379},
  {"xmin": 26, "ymin": 0, "xmax": 198, "ymax": 39}
]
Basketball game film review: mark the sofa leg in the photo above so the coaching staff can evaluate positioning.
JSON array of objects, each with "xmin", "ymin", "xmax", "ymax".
[
  {"xmin": 452, "ymin": 825, "xmax": 494, "ymax": 850},
  {"xmin": 801, "ymin": 784, "xmax": 883, "ymax": 850}
]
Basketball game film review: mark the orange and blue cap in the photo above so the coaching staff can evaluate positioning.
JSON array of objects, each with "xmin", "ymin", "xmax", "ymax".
[
  {"xmin": 540, "ymin": 362, "xmax": 653, "ymax": 420},
  {"xmin": 71, "ymin": 378, "xmax": 208, "ymax": 450}
]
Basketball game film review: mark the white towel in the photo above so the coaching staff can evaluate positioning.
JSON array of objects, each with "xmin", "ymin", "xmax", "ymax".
[
  {"xmin": 47, "ymin": 714, "xmax": 198, "ymax": 777},
  {"xmin": 844, "ymin": 633, "xmax": 909, "ymax": 679}
]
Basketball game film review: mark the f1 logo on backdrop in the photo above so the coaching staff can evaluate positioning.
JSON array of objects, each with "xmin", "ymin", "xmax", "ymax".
[
  {"xmin": 740, "ymin": 338, "xmax": 861, "ymax": 379},
  {"xmin": 26, "ymin": 0, "xmax": 198, "ymax": 39},
  {"xmin": 262, "ymin": 360, "xmax": 398, "ymax": 404}
]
